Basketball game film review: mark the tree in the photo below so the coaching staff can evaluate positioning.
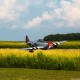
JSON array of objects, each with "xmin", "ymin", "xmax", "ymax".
[{"xmin": 43, "ymin": 33, "xmax": 80, "ymax": 41}]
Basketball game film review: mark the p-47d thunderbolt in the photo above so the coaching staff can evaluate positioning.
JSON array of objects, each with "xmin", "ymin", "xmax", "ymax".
[{"xmin": 22, "ymin": 35, "xmax": 66, "ymax": 52}]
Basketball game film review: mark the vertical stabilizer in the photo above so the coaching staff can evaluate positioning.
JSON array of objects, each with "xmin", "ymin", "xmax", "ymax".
[{"xmin": 26, "ymin": 35, "xmax": 29, "ymax": 44}]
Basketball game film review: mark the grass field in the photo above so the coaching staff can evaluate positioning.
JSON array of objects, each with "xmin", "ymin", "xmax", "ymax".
[{"xmin": 0, "ymin": 68, "xmax": 80, "ymax": 80}]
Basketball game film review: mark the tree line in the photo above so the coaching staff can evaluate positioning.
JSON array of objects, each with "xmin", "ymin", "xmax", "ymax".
[{"xmin": 43, "ymin": 33, "xmax": 80, "ymax": 41}]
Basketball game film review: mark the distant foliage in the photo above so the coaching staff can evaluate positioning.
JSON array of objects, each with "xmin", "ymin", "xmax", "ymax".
[{"xmin": 44, "ymin": 33, "xmax": 80, "ymax": 41}]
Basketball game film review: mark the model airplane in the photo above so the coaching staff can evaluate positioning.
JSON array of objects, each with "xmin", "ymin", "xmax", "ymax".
[{"xmin": 21, "ymin": 35, "xmax": 66, "ymax": 52}]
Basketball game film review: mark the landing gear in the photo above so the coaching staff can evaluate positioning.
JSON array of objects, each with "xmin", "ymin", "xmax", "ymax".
[
  {"xmin": 29, "ymin": 49, "xmax": 34, "ymax": 52},
  {"xmin": 54, "ymin": 43, "xmax": 58, "ymax": 48}
]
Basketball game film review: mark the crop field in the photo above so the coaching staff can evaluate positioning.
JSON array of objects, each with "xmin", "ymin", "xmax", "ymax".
[
  {"xmin": 0, "ymin": 49, "xmax": 80, "ymax": 71},
  {"xmin": 0, "ymin": 41, "xmax": 80, "ymax": 79},
  {"xmin": 0, "ymin": 41, "xmax": 80, "ymax": 70},
  {"xmin": 58, "ymin": 41, "xmax": 80, "ymax": 49},
  {"xmin": 0, "ymin": 41, "xmax": 29, "ymax": 48},
  {"xmin": 0, "ymin": 41, "xmax": 80, "ymax": 49}
]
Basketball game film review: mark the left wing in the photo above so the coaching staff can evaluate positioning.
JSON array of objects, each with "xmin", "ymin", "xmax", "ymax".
[
  {"xmin": 21, "ymin": 47, "xmax": 34, "ymax": 52},
  {"xmin": 21, "ymin": 45, "xmax": 47, "ymax": 52}
]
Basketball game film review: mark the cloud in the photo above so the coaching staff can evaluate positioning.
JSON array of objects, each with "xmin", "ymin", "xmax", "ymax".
[
  {"xmin": 0, "ymin": 0, "xmax": 16, "ymax": 20},
  {"xmin": 0, "ymin": 0, "xmax": 31, "ymax": 29},
  {"xmin": 0, "ymin": 0, "xmax": 80, "ymax": 30},
  {"xmin": 0, "ymin": 0, "xmax": 29, "ymax": 20},
  {"xmin": 25, "ymin": 0, "xmax": 43, "ymax": 6},
  {"xmin": 26, "ymin": 0, "xmax": 80, "ymax": 28},
  {"xmin": 26, "ymin": 16, "xmax": 42, "ymax": 28},
  {"xmin": 73, "ymin": 0, "xmax": 80, "ymax": 7},
  {"xmin": 42, "ymin": 12, "xmax": 54, "ymax": 20},
  {"xmin": 26, "ymin": 11, "xmax": 54, "ymax": 28},
  {"xmin": 60, "ymin": 0, "xmax": 80, "ymax": 27},
  {"xmin": 32, "ymin": 0, "xmax": 43, "ymax": 5},
  {"xmin": 46, "ymin": 0, "xmax": 58, "ymax": 9}
]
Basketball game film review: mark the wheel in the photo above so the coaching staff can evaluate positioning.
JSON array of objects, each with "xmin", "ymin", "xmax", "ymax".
[{"xmin": 29, "ymin": 49, "xmax": 34, "ymax": 52}]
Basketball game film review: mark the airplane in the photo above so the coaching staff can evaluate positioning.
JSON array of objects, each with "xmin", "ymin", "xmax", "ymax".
[{"xmin": 21, "ymin": 35, "xmax": 66, "ymax": 52}]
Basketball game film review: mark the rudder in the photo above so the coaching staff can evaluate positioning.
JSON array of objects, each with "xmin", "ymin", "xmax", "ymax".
[{"xmin": 26, "ymin": 35, "xmax": 29, "ymax": 44}]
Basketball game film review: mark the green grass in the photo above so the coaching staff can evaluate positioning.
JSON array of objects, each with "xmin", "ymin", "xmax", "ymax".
[{"xmin": 0, "ymin": 68, "xmax": 80, "ymax": 80}]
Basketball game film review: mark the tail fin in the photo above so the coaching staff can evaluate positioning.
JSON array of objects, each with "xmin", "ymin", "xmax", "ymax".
[{"xmin": 26, "ymin": 35, "xmax": 29, "ymax": 44}]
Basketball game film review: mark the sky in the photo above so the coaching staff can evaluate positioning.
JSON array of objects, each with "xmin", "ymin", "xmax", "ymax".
[{"xmin": 0, "ymin": 0, "xmax": 80, "ymax": 41}]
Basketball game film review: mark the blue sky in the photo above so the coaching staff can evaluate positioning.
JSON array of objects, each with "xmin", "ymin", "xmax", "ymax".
[{"xmin": 0, "ymin": 0, "xmax": 80, "ymax": 41}]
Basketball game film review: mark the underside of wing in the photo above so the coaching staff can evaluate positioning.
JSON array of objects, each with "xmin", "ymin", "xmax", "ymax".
[
  {"xmin": 21, "ymin": 47, "xmax": 33, "ymax": 50},
  {"xmin": 21, "ymin": 47, "xmax": 34, "ymax": 52},
  {"xmin": 37, "ymin": 46, "xmax": 44, "ymax": 49}
]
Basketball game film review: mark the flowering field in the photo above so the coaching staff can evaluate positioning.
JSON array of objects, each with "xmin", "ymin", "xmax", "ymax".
[
  {"xmin": 0, "ymin": 41, "xmax": 29, "ymax": 48},
  {"xmin": 0, "ymin": 41, "xmax": 80, "ymax": 70},
  {"xmin": 0, "ymin": 49, "xmax": 80, "ymax": 58},
  {"xmin": 0, "ymin": 49, "xmax": 80, "ymax": 70},
  {"xmin": 58, "ymin": 41, "xmax": 80, "ymax": 49},
  {"xmin": 0, "ymin": 41, "xmax": 80, "ymax": 49}
]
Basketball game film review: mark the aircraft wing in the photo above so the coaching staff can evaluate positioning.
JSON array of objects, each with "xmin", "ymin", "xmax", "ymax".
[
  {"xmin": 53, "ymin": 41, "xmax": 67, "ymax": 45},
  {"xmin": 21, "ymin": 46, "xmax": 45, "ymax": 51},
  {"xmin": 21, "ymin": 47, "xmax": 33, "ymax": 50},
  {"xmin": 37, "ymin": 46, "xmax": 44, "ymax": 49},
  {"xmin": 21, "ymin": 47, "xmax": 35, "ymax": 52}
]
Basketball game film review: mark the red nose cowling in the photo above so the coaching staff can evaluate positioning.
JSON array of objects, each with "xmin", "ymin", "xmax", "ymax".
[{"xmin": 47, "ymin": 42, "xmax": 54, "ymax": 49}]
